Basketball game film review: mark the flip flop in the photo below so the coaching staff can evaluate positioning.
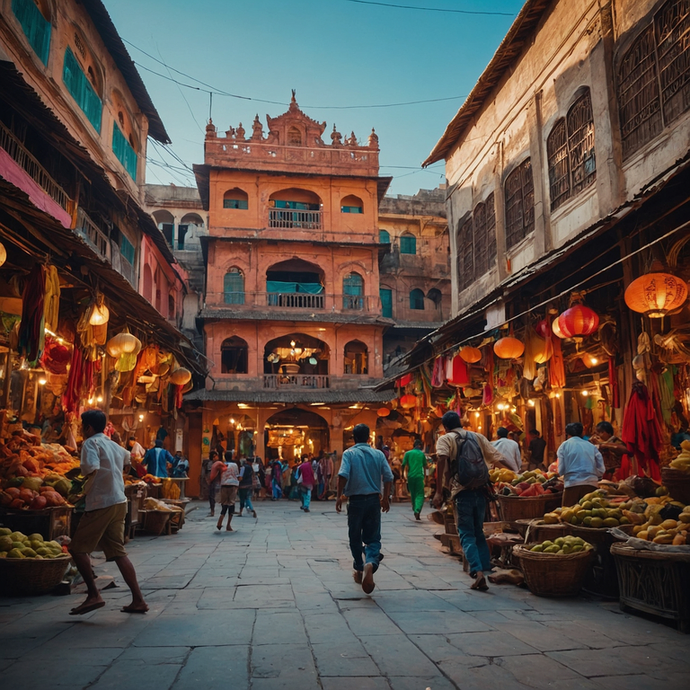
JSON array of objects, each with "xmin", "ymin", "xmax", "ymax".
[
  {"xmin": 470, "ymin": 575, "xmax": 489, "ymax": 592},
  {"xmin": 69, "ymin": 601, "xmax": 105, "ymax": 616},
  {"xmin": 121, "ymin": 604, "xmax": 149, "ymax": 614}
]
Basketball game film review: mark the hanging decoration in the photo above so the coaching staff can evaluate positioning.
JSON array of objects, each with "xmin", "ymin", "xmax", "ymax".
[
  {"xmin": 43, "ymin": 265, "xmax": 60, "ymax": 333},
  {"xmin": 624, "ymin": 269, "xmax": 688, "ymax": 318},
  {"xmin": 106, "ymin": 328, "xmax": 142, "ymax": 358},
  {"xmin": 534, "ymin": 318, "xmax": 551, "ymax": 339},
  {"xmin": 493, "ymin": 336, "xmax": 525, "ymax": 359},
  {"xmin": 555, "ymin": 297, "xmax": 599, "ymax": 341},
  {"xmin": 551, "ymin": 316, "xmax": 566, "ymax": 339},
  {"xmin": 377, "ymin": 407, "xmax": 390, "ymax": 417},
  {"xmin": 400, "ymin": 394, "xmax": 417, "ymax": 409},
  {"xmin": 17, "ymin": 263, "xmax": 45, "ymax": 366},
  {"xmin": 459, "ymin": 346, "xmax": 481, "ymax": 364},
  {"xmin": 88, "ymin": 292, "xmax": 110, "ymax": 326},
  {"xmin": 169, "ymin": 367, "xmax": 192, "ymax": 386}
]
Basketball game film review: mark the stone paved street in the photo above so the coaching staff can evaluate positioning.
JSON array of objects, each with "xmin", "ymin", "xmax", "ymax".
[{"xmin": 1, "ymin": 501, "xmax": 688, "ymax": 690}]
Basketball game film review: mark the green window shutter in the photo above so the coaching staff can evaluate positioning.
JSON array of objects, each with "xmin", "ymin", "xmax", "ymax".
[
  {"xmin": 223, "ymin": 198, "xmax": 248, "ymax": 209},
  {"xmin": 379, "ymin": 229, "xmax": 390, "ymax": 244},
  {"xmin": 341, "ymin": 205, "xmax": 362, "ymax": 213},
  {"xmin": 224, "ymin": 271, "xmax": 245, "ymax": 304},
  {"xmin": 380, "ymin": 288, "xmax": 393, "ymax": 318},
  {"xmin": 112, "ymin": 122, "xmax": 137, "ymax": 180},
  {"xmin": 410, "ymin": 289, "xmax": 425, "ymax": 310},
  {"xmin": 120, "ymin": 235, "xmax": 135, "ymax": 264},
  {"xmin": 12, "ymin": 0, "xmax": 51, "ymax": 65},
  {"xmin": 400, "ymin": 234, "xmax": 416, "ymax": 254},
  {"xmin": 63, "ymin": 47, "xmax": 102, "ymax": 133}
]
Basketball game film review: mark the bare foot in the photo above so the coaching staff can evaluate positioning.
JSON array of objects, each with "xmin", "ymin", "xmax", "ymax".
[
  {"xmin": 121, "ymin": 602, "xmax": 149, "ymax": 614},
  {"xmin": 353, "ymin": 569, "xmax": 363, "ymax": 584},
  {"xmin": 362, "ymin": 563, "xmax": 375, "ymax": 594},
  {"xmin": 226, "ymin": 526, "xmax": 234, "ymax": 532},
  {"xmin": 70, "ymin": 597, "xmax": 105, "ymax": 615}
]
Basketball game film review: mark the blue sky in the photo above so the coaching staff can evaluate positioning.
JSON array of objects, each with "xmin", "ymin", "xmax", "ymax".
[{"xmin": 107, "ymin": 0, "xmax": 523, "ymax": 196}]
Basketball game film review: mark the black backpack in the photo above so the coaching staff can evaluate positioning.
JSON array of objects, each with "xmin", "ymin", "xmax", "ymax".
[{"xmin": 449, "ymin": 430, "xmax": 489, "ymax": 490}]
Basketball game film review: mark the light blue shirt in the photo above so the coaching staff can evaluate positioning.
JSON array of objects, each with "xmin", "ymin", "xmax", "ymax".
[
  {"xmin": 557, "ymin": 436, "xmax": 605, "ymax": 488},
  {"xmin": 338, "ymin": 443, "xmax": 394, "ymax": 497}
]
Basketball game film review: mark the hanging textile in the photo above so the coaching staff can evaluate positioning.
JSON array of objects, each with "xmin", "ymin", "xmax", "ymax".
[
  {"xmin": 448, "ymin": 354, "xmax": 469, "ymax": 386},
  {"xmin": 43, "ymin": 265, "xmax": 60, "ymax": 333},
  {"xmin": 17, "ymin": 264, "xmax": 45, "ymax": 366},
  {"xmin": 607, "ymin": 357, "xmax": 620, "ymax": 408},
  {"xmin": 548, "ymin": 331, "xmax": 566, "ymax": 389},
  {"xmin": 431, "ymin": 356, "xmax": 445, "ymax": 387},
  {"xmin": 419, "ymin": 363, "xmax": 433, "ymax": 408},
  {"xmin": 522, "ymin": 327, "xmax": 543, "ymax": 381},
  {"xmin": 620, "ymin": 381, "xmax": 662, "ymax": 481},
  {"xmin": 63, "ymin": 344, "xmax": 85, "ymax": 414}
]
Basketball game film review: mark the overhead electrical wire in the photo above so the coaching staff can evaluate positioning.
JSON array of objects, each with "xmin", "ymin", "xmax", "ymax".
[{"xmin": 345, "ymin": 0, "xmax": 516, "ymax": 16}]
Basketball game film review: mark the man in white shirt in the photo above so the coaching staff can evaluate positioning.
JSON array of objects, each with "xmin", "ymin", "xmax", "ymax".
[
  {"xmin": 491, "ymin": 427, "xmax": 522, "ymax": 473},
  {"xmin": 68, "ymin": 410, "xmax": 148, "ymax": 616},
  {"xmin": 557, "ymin": 422, "xmax": 605, "ymax": 506}
]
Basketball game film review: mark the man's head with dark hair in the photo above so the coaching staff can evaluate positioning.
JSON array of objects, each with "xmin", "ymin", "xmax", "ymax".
[
  {"xmin": 497, "ymin": 427, "xmax": 509, "ymax": 438},
  {"xmin": 353, "ymin": 424, "xmax": 370, "ymax": 444},
  {"xmin": 596, "ymin": 421, "xmax": 614, "ymax": 437},
  {"xmin": 224, "ymin": 450, "xmax": 234, "ymax": 462},
  {"xmin": 155, "ymin": 439, "xmax": 164, "ymax": 448},
  {"xmin": 413, "ymin": 439, "xmax": 423, "ymax": 449},
  {"xmin": 565, "ymin": 422, "xmax": 584, "ymax": 438},
  {"xmin": 441, "ymin": 411, "xmax": 462, "ymax": 431},
  {"xmin": 129, "ymin": 435, "xmax": 136, "ymax": 441},
  {"xmin": 209, "ymin": 450, "xmax": 218, "ymax": 460},
  {"xmin": 529, "ymin": 429, "xmax": 540, "ymax": 437},
  {"xmin": 81, "ymin": 409, "xmax": 107, "ymax": 436}
]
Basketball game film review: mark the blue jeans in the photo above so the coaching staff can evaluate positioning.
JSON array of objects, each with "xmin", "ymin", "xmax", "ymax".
[
  {"xmin": 272, "ymin": 480, "xmax": 282, "ymax": 499},
  {"xmin": 300, "ymin": 485, "xmax": 312, "ymax": 509},
  {"xmin": 347, "ymin": 494, "xmax": 382, "ymax": 572},
  {"xmin": 454, "ymin": 489, "xmax": 492, "ymax": 575},
  {"xmin": 239, "ymin": 488, "xmax": 254, "ymax": 512}
]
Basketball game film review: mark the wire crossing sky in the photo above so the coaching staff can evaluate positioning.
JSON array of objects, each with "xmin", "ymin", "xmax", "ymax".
[{"xmin": 108, "ymin": 0, "xmax": 522, "ymax": 194}]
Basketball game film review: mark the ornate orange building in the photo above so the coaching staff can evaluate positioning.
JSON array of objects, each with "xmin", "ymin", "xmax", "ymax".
[{"xmin": 186, "ymin": 95, "xmax": 394, "ymax": 465}]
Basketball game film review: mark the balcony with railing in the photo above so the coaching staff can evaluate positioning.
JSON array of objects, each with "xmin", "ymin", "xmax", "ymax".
[
  {"xmin": 268, "ymin": 208, "xmax": 322, "ymax": 230},
  {"xmin": 263, "ymin": 374, "xmax": 330, "ymax": 389},
  {"xmin": 75, "ymin": 207, "xmax": 110, "ymax": 261}
]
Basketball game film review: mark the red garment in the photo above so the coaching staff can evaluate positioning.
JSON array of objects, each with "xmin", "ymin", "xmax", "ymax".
[
  {"xmin": 620, "ymin": 382, "xmax": 662, "ymax": 481},
  {"xmin": 18, "ymin": 264, "xmax": 46, "ymax": 365},
  {"xmin": 448, "ymin": 354, "xmax": 469, "ymax": 386}
]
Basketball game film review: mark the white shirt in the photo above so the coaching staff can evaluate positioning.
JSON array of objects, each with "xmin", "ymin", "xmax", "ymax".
[
  {"xmin": 557, "ymin": 436, "xmax": 605, "ymax": 488},
  {"xmin": 220, "ymin": 463, "xmax": 239, "ymax": 486},
  {"xmin": 491, "ymin": 437, "xmax": 522, "ymax": 473},
  {"xmin": 81, "ymin": 433, "xmax": 130, "ymax": 511}
]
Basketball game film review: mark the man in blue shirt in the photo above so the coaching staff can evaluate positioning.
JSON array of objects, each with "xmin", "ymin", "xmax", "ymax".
[
  {"xmin": 336, "ymin": 424, "xmax": 393, "ymax": 594},
  {"xmin": 557, "ymin": 422, "xmax": 605, "ymax": 507},
  {"xmin": 142, "ymin": 439, "xmax": 175, "ymax": 478}
]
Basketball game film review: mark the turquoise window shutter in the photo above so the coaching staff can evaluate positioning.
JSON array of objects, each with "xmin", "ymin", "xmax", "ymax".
[
  {"xmin": 63, "ymin": 47, "xmax": 102, "ymax": 133},
  {"xmin": 112, "ymin": 122, "xmax": 137, "ymax": 180},
  {"xmin": 380, "ymin": 288, "xmax": 393, "ymax": 318},
  {"xmin": 379, "ymin": 229, "xmax": 390, "ymax": 244},
  {"xmin": 120, "ymin": 235, "xmax": 135, "ymax": 264},
  {"xmin": 400, "ymin": 234, "xmax": 416, "ymax": 254},
  {"xmin": 12, "ymin": 0, "xmax": 51, "ymax": 65},
  {"xmin": 224, "ymin": 271, "xmax": 245, "ymax": 304}
]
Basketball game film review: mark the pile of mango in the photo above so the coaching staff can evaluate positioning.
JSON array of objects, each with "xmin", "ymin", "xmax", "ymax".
[
  {"xmin": 0, "ymin": 528, "xmax": 66, "ymax": 559},
  {"xmin": 631, "ymin": 504, "xmax": 690, "ymax": 545},
  {"xmin": 489, "ymin": 468, "xmax": 517, "ymax": 484},
  {"xmin": 529, "ymin": 535, "xmax": 593, "ymax": 554},
  {"xmin": 670, "ymin": 440, "xmax": 690, "ymax": 472},
  {"xmin": 494, "ymin": 469, "xmax": 564, "ymax": 497},
  {"xmin": 543, "ymin": 490, "xmax": 639, "ymax": 528}
]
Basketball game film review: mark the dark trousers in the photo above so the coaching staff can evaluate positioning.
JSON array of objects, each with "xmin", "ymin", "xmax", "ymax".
[
  {"xmin": 454, "ymin": 489, "xmax": 492, "ymax": 576},
  {"xmin": 209, "ymin": 481, "xmax": 217, "ymax": 513},
  {"xmin": 347, "ymin": 494, "xmax": 382, "ymax": 572}
]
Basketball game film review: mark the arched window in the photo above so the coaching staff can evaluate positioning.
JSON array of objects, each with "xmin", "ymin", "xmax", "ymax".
[
  {"xmin": 380, "ymin": 287, "xmax": 393, "ymax": 318},
  {"xmin": 547, "ymin": 90, "xmax": 596, "ymax": 210},
  {"xmin": 457, "ymin": 217, "xmax": 473, "ymax": 290},
  {"xmin": 63, "ymin": 45, "xmax": 102, "ymax": 132},
  {"xmin": 12, "ymin": 0, "xmax": 51, "ymax": 65},
  {"xmin": 223, "ymin": 188, "xmax": 248, "ymax": 209},
  {"xmin": 504, "ymin": 159, "xmax": 534, "ymax": 249},
  {"xmin": 400, "ymin": 233, "xmax": 416, "ymax": 255},
  {"xmin": 341, "ymin": 195, "xmax": 363, "ymax": 214},
  {"xmin": 379, "ymin": 229, "xmax": 390, "ymax": 244},
  {"xmin": 221, "ymin": 336, "xmax": 248, "ymax": 374},
  {"xmin": 224, "ymin": 268, "xmax": 245, "ymax": 305},
  {"xmin": 143, "ymin": 264, "xmax": 153, "ymax": 304},
  {"xmin": 409, "ymin": 288, "xmax": 425, "ymax": 310},
  {"xmin": 343, "ymin": 272, "xmax": 364, "ymax": 310},
  {"xmin": 473, "ymin": 193, "xmax": 496, "ymax": 275},
  {"xmin": 268, "ymin": 188, "xmax": 322, "ymax": 229},
  {"xmin": 168, "ymin": 293, "xmax": 175, "ymax": 319},
  {"xmin": 344, "ymin": 340, "xmax": 368, "ymax": 375}
]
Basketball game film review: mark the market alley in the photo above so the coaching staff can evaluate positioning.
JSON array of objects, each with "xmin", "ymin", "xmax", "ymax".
[{"xmin": 0, "ymin": 502, "xmax": 688, "ymax": 690}]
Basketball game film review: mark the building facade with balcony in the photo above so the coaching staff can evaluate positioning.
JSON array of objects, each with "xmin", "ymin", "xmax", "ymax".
[{"xmin": 186, "ymin": 95, "xmax": 395, "ymax": 461}]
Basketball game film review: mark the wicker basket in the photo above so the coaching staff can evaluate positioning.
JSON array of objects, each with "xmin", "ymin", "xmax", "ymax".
[
  {"xmin": 496, "ymin": 492, "xmax": 563, "ymax": 523},
  {"xmin": 0, "ymin": 555, "xmax": 71, "ymax": 596},
  {"xmin": 142, "ymin": 510, "xmax": 170, "ymax": 536},
  {"xmin": 513, "ymin": 543, "xmax": 593, "ymax": 597},
  {"xmin": 517, "ymin": 519, "xmax": 568, "ymax": 543},
  {"xmin": 661, "ymin": 468, "xmax": 690, "ymax": 505},
  {"xmin": 565, "ymin": 522, "xmax": 634, "ymax": 547}
]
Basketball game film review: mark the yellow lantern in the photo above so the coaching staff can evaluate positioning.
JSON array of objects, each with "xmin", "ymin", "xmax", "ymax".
[
  {"xmin": 624, "ymin": 272, "xmax": 688, "ymax": 318},
  {"xmin": 106, "ymin": 329, "xmax": 142, "ymax": 358},
  {"xmin": 0, "ymin": 241, "xmax": 6, "ymax": 267},
  {"xmin": 459, "ymin": 346, "xmax": 482, "ymax": 364},
  {"xmin": 170, "ymin": 367, "xmax": 192, "ymax": 386},
  {"xmin": 493, "ymin": 336, "xmax": 525, "ymax": 359},
  {"xmin": 89, "ymin": 293, "xmax": 109, "ymax": 326}
]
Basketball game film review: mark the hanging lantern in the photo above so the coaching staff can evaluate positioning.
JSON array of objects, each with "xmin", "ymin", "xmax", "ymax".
[
  {"xmin": 400, "ymin": 394, "xmax": 417, "ymax": 409},
  {"xmin": 0, "ymin": 241, "xmax": 6, "ymax": 268},
  {"xmin": 377, "ymin": 407, "xmax": 391, "ymax": 417},
  {"xmin": 169, "ymin": 367, "xmax": 192, "ymax": 386},
  {"xmin": 556, "ymin": 304, "xmax": 599, "ymax": 339},
  {"xmin": 551, "ymin": 317, "xmax": 565, "ymax": 339},
  {"xmin": 459, "ymin": 346, "xmax": 481, "ymax": 364},
  {"xmin": 581, "ymin": 352, "xmax": 600, "ymax": 368},
  {"xmin": 534, "ymin": 319, "xmax": 551, "ymax": 339},
  {"xmin": 493, "ymin": 336, "xmax": 525, "ymax": 359},
  {"xmin": 88, "ymin": 293, "xmax": 110, "ymax": 326},
  {"xmin": 624, "ymin": 271, "xmax": 688, "ymax": 318},
  {"xmin": 106, "ymin": 329, "xmax": 142, "ymax": 358}
]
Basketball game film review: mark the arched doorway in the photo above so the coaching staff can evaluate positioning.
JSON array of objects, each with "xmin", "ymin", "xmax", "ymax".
[
  {"xmin": 212, "ymin": 414, "xmax": 256, "ymax": 458},
  {"xmin": 264, "ymin": 407, "xmax": 329, "ymax": 462},
  {"xmin": 266, "ymin": 258, "xmax": 324, "ymax": 309},
  {"xmin": 263, "ymin": 333, "xmax": 329, "ymax": 389}
]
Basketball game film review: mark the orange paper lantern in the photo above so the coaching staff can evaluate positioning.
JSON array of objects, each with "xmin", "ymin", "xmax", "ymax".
[
  {"xmin": 377, "ymin": 407, "xmax": 391, "ymax": 417},
  {"xmin": 459, "ymin": 346, "xmax": 481, "ymax": 364},
  {"xmin": 624, "ymin": 272, "xmax": 688, "ymax": 318},
  {"xmin": 493, "ymin": 337, "xmax": 525, "ymax": 359},
  {"xmin": 556, "ymin": 305, "xmax": 599, "ymax": 339},
  {"xmin": 400, "ymin": 394, "xmax": 417, "ymax": 409}
]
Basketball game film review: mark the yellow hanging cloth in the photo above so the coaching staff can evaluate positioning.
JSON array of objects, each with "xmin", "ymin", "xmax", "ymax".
[{"xmin": 43, "ymin": 265, "xmax": 61, "ymax": 332}]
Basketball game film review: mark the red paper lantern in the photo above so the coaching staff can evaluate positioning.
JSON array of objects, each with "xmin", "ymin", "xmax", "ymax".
[
  {"xmin": 556, "ymin": 305, "xmax": 599, "ymax": 339},
  {"xmin": 493, "ymin": 337, "xmax": 525, "ymax": 359},
  {"xmin": 400, "ymin": 394, "xmax": 417, "ymax": 409},
  {"xmin": 551, "ymin": 317, "xmax": 565, "ymax": 339},
  {"xmin": 459, "ymin": 346, "xmax": 482, "ymax": 364},
  {"xmin": 377, "ymin": 407, "xmax": 391, "ymax": 417},
  {"xmin": 534, "ymin": 319, "xmax": 551, "ymax": 339}
]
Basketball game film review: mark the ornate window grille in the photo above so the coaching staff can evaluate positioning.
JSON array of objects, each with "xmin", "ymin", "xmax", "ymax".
[
  {"xmin": 472, "ymin": 193, "xmax": 497, "ymax": 275},
  {"xmin": 457, "ymin": 217, "xmax": 474, "ymax": 290},
  {"xmin": 504, "ymin": 159, "xmax": 534, "ymax": 249},
  {"xmin": 618, "ymin": 0, "xmax": 690, "ymax": 158},
  {"xmin": 547, "ymin": 119, "xmax": 570, "ymax": 210}
]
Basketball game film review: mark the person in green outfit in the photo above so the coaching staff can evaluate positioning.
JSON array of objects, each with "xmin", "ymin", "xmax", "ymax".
[{"xmin": 402, "ymin": 439, "xmax": 427, "ymax": 520}]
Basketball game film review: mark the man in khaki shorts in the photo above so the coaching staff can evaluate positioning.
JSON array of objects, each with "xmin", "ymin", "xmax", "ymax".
[{"xmin": 69, "ymin": 409, "xmax": 148, "ymax": 615}]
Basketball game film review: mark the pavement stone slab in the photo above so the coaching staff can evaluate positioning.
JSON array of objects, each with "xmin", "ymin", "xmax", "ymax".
[{"xmin": 171, "ymin": 645, "xmax": 249, "ymax": 689}]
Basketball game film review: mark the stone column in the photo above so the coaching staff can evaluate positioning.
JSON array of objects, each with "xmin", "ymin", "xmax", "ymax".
[{"xmin": 527, "ymin": 94, "xmax": 552, "ymax": 256}]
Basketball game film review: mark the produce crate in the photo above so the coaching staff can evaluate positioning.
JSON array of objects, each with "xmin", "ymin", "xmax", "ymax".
[
  {"xmin": 661, "ymin": 468, "xmax": 690, "ymax": 505},
  {"xmin": 0, "ymin": 555, "xmax": 71, "ymax": 596},
  {"xmin": 496, "ymin": 492, "xmax": 563, "ymax": 524},
  {"xmin": 0, "ymin": 506, "xmax": 72, "ymax": 541},
  {"xmin": 611, "ymin": 543, "xmax": 690, "ymax": 633},
  {"xmin": 513, "ymin": 543, "xmax": 593, "ymax": 597}
]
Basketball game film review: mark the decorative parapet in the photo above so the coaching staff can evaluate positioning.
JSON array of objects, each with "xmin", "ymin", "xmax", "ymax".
[{"xmin": 204, "ymin": 92, "xmax": 380, "ymax": 176}]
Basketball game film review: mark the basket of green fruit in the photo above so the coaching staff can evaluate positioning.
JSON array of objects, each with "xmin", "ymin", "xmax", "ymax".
[
  {"xmin": 513, "ymin": 536, "xmax": 594, "ymax": 597},
  {"xmin": 0, "ymin": 528, "xmax": 71, "ymax": 596}
]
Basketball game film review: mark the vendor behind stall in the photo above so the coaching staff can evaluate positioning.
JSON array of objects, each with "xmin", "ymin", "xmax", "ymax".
[
  {"xmin": 557, "ymin": 422, "xmax": 605, "ymax": 506},
  {"xmin": 142, "ymin": 440, "xmax": 175, "ymax": 478}
]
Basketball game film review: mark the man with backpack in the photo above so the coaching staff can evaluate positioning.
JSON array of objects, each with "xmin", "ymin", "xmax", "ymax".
[{"xmin": 432, "ymin": 412, "xmax": 508, "ymax": 592}]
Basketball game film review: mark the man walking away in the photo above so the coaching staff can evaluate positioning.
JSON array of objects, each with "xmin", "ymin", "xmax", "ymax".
[
  {"xmin": 69, "ymin": 410, "xmax": 148, "ymax": 615},
  {"xmin": 216, "ymin": 452, "xmax": 239, "ymax": 531},
  {"xmin": 298, "ymin": 455, "xmax": 315, "ymax": 512},
  {"xmin": 557, "ymin": 422, "xmax": 605, "ymax": 506},
  {"xmin": 142, "ymin": 439, "xmax": 175, "ymax": 478},
  {"xmin": 491, "ymin": 427, "xmax": 522, "ymax": 473},
  {"xmin": 207, "ymin": 450, "xmax": 222, "ymax": 517},
  {"xmin": 433, "ymin": 412, "xmax": 507, "ymax": 592},
  {"xmin": 336, "ymin": 424, "xmax": 393, "ymax": 594},
  {"xmin": 528, "ymin": 429, "xmax": 547, "ymax": 470},
  {"xmin": 402, "ymin": 439, "xmax": 427, "ymax": 520},
  {"xmin": 271, "ymin": 460, "xmax": 283, "ymax": 500},
  {"xmin": 238, "ymin": 457, "xmax": 257, "ymax": 518}
]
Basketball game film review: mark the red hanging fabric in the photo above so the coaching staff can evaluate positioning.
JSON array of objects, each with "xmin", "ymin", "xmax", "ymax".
[
  {"xmin": 620, "ymin": 382, "xmax": 662, "ymax": 481},
  {"xmin": 549, "ymin": 331, "xmax": 566, "ymax": 389},
  {"xmin": 448, "ymin": 354, "xmax": 469, "ymax": 386},
  {"xmin": 17, "ymin": 264, "xmax": 46, "ymax": 366},
  {"xmin": 608, "ymin": 357, "xmax": 620, "ymax": 408}
]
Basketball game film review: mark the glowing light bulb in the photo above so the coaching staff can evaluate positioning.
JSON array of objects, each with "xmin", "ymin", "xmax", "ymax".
[
  {"xmin": 581, "ymin": 390, "xmax": 589, "ymax": 397},
  {"xmin": 97, "ymin": 396, "xmax": 103, "ymax": 403},
  {"xmin": 138, "ymin": 413, "xmax": 144, "ymax": 421},
  {"xmin": 38, "ymin": 377, "xmax": 47, "ymax": 385},
  {"xmin": 87, "ymin": 397, "xmax": 94, "ymax": 405},
  {"xmin": 590, "ymin": 357, "xmax": 598, "ymax": 365},
  {"xmin": 528, "ymin": 399, "xmax": 535, "ymax": 407},
  {"xmin": 555, "ymin": 392, "xmax": 561, "ymax": 399},
  {"xmin": 230, "ymin": 418, "xmax": 235, "ymax": 425},
  {"xmin": 474, "ymin": 412, "xmax": 480, "ymax": 418}
]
